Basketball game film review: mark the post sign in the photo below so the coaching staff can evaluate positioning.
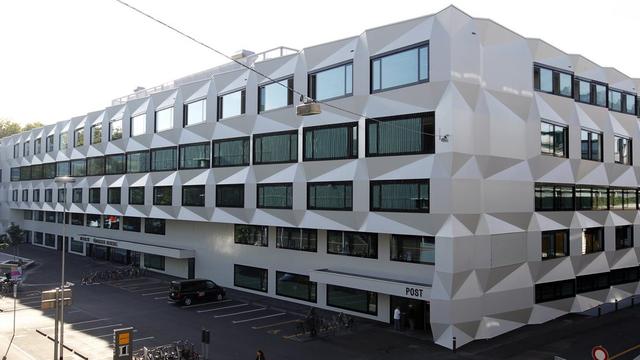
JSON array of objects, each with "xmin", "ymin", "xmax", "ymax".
[{"xmin": 113, "ymin": 327, "xmax": 133, "ymax": 360}]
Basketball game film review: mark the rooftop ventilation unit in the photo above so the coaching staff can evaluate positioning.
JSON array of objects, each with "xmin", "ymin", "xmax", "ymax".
[{"xmin": 231, "ymin": 49, "xmax": 255, "ymax": 60}]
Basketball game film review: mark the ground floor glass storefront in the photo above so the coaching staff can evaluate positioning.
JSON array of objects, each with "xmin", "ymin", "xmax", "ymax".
[{"xmin": 326, "ymin": 284, "xmax": 377, "ymax": 315}]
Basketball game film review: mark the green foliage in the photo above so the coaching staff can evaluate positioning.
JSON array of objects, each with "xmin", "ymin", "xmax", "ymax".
[
  {"xmin": 0, "ymin": 119, "xmax": 22, "ymax": 139},
  {"xmin": 22, "ymin": 122, "xmax": 44, "ymax": 132},
  {"xmin": 0, "ymin": 223, "xmax": 24, "ymax": 250}
]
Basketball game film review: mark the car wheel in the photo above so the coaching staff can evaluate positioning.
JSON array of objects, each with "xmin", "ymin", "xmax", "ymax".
[
  {"xmin": 216, "ymin": 293, "xmax": 223, "ymax": 301},
  {"xmin": 184, "ymin": 297, "xmax": 193, "ymax": 306}
]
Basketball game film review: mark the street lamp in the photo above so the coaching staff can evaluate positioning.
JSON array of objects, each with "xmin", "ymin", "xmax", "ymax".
[{"xmin": 54, "ymin": 176, "xmax": 75, "ymax": 360}]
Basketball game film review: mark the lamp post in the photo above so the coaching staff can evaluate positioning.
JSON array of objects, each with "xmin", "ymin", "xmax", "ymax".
[{"xmin": 54, "ymin": 176, "xmax": 75, "ymax": 360}]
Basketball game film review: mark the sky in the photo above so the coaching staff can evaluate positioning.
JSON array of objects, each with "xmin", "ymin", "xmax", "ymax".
[{"xmin": 0, "ymin": 0, "xmax": 638, "ymax": 126}]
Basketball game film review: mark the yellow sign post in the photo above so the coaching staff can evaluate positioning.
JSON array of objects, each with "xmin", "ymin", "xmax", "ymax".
[{"xmin": 113, "ymin": 327, "xmax": 134, "ymax": 360}]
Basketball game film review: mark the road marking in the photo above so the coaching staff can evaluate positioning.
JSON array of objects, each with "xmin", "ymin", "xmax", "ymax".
[
  {"xmin": 233, "ymin": 312, "xmax": 285, "ymax": 324},
  {"xmin": 153, "ymin": 296, "xmax": 168, "ymax": 300},
  {"xmin": 214, "ymin": 307, "xmax": 265, "ymax": 318},
  {"xmin": 80, "ymin": 323, "xmax": 123, "ymax": 332},
  {"xmin": 197, "ymin": 303, "xmax": 247, "ymax": 313},
  {"xmin": 133, "ymin": 336, "xmax": 154, "ymax": 342},
  {"xmin": 141, "ymin": 290, "xmax": 168, "ymax": 296},
  {"xmin": 41, "ymin": 318, "xmax": 110, "ymax": 329},
  {"xmin": 132, "ymin": 286, "xmax": 168, "ymax": 293},
  {"xmin": 252, "ymin": 319, "xmax": 302, "ymax": 330},
  {"xmin": 610, "ymin": 343, "xmax": 640, "ymax": 359},
  {"xmin": 11, "ymin": 342, "xmax": 37, "ymax": 360},
  {"xmin": 97, "ymin": 329, "xmax": 138, "ymax": 338},
  {"xmin": 182, "ymin": 299, "xmax": 232, "ymax": 309}
]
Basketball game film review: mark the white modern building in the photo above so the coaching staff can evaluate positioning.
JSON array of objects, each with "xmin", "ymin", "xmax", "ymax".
[{"xmin": 2, "ymin": 5, "xmax": 640, "ymax": 349}]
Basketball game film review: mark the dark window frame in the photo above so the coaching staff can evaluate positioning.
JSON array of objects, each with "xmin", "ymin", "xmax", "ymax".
[
  {"xmin": 105, "ymin": 153, "xmax": 126, "ymax": 175},
  {"xmin": 234, "ymin": 224, "xmax": 268, "ymax": 247},
  {"xmin": 540, "ymin": 120, "xmax": 569, "ymax": 158},
  {"xmin": 233, "ymin": 264, "xmax": 268, "ymax": 293},
  {"xmin": 533, "ymin": 63, "xmax": 574, "ymax": 98},
  {"xmin": 153, "ymin": 186, "xmax": 173, "ymax": 206},
  {"xmin": 615, "ymin": 225, "xmax": 634, "ymax": 250},
  {"xmin": 326, "ymin": 284, "xmax": 378, "ymax": 315},
  {"xmin": 107, "ymin": 187, "xmax": 121, "ymax": 205},
  {"xmin": 86, "ymin": 156, "xmax": 106, "ymax": 176},
  {"xmin": 109, "ymin": 119, "xmax": 123, "ymax": 141},
  {"xmin": 573, "ymin": 77, "xmax": 608, "ymax": 108},
  {"xmin": 74, "ymin": 127, "xmax": 84, "ymax": 147},
  {"xmin": 541, "ymin": 229, "xmax": 570, "ymax": 260},
  {"xmin": 275, "ymin": 227, "xmax": 318, "ymax": 252},
  {"xmin": 275, "ymin": 271, "xmax": 317, "ymax": 303},
  {"xmin": 181, "ymin": 185, "xmax": 205, "ymax": 207},
  {"xmin": 215, "ymin": 184, "xmax": 244, "ymax": 208},
  {"xmin": 535, "ymin": 279, "xmax": 576, "ymax": 303},
  {"xmin": 534, "ymin": 183, "xmax": 576, "ymax": 211},
  {"xmin": 369, "ymin": 179, "xmax": 430, "ymax": 213},
  {"xmin": 256, "ymin": 183, "xmax": 293, "ymax": 209},
  {"xmin": 580, "ymin": 129, "xmax": 603, "ymax": 162},
  {"xmin": 258, "ymin": 76, "xmax": 294, "ymax": 113},
  {"xmin": 183, "ymin": 98, "xmax": 207, "ymax": 127},
  {"xmin": 370, "ymin": 41, "xmax": 429, "ymax": 94},
  {"xmin": 212, "ymin": 136, "xmax": 250, "ymax": 167},
  {"xmin": 613, "ymin": 135, "xmax": 632, "ymax": 165},
  {"xmin": 126, "ymin": 150, "xmax": 150, "ymax": 173},
  {"xmin": 308, "ymin": 60, "xmax": 354, "ymax": 102},
  {"xmin": 303, "ymin": 122, "xmax": 358, "ymax": 161},
  {"xmin": 144, "ymin": 218, "xmax": 166, "ymax": 235},
  {"xmin": 178, "ymin": 142, "xmax": 211, "ymax": 169},
  {"xmin": 253, "ymin": 130, "xmax": 298, "ymax": 165},
  {"xmin": 327, "ymin": 231, "xmax": 378, "ymax": 259},
  {"xmin": 307, "ymin": 181, "xmax": 353, "ymax": 211},
  {"xmin": 150, "ymin": 146, "xmax": 178, "ymax": 172},
  {"xmin": 365, "ymin": 112, "xmax": 435, "ymax": 157},
  {"xmin": 128, "ymin": 187, "xmax": 145, "ymax": 205},
  {"xmin": 217, "ymin": 88, "xmax": 246, "ymax": 121}
]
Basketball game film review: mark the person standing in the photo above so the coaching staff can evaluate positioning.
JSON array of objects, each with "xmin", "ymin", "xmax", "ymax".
[
  {"xmin": 256, "ymin": 350, "xmax": 266, "ymax": 360},
  {"xmin": 393, "ymin": 306, "xmax": 401, "ymax": 331}
]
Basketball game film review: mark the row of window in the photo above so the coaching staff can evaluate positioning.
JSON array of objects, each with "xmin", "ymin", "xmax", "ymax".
[
  {"xmin": 534, "ymin": 64, "xmax": 638, "ymax": 115},
  {"xmin": 24, "ymin": 210, "xmax": 166, "ymax": 235},
  {"xmin": 534, "ymin": 183, "xmax": 640, "ymax": 211},
  {"xmin": 12, "ymin": 179, "xmax": 430, "ymax": 213},
  {"xmin": 541, "ymin": 226, "xmax": 633, "ymax": 261},
  {"xmin": 12, "ymin": 43, "xmax": 430, "ymax": 158},
  {"xmin": 534, "ymin": 266, "xmax": 640, "ymax": 303}
]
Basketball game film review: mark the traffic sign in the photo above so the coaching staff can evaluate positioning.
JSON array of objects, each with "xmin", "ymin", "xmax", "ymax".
[
  {"xmin": 592, "ymin": 345, "xmax": 609, "ymax": 360},
  {"xmin": 113, "ymin": 327, "xmax": 133, "ymax": 360}
]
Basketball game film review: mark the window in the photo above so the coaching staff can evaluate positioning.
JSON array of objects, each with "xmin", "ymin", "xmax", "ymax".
[
  {"xmin": 328, "ymin": 231, "xmax": 378, "ymax": 258},
  {"xmin": 31, "ymin": 164, "xmax": 44, "ymax": 180},
  {"xmin": 366, "ymin": 113, "xmax": 434, "ymax": 157},
  {"xmin": 371, "ymin": 43, "xmax": 428, "ymax": 93},
  {"xmin": 575, "ymin": 79, "xmax": 591, "ymax": 103},
  {"xmin": 45, "ymin": 211, "xmax": 56, "ymax": 223},
  {"xmin": 540, "ymin": 121, "xmax": 568, "ymax": 158},
  {"xmin": 10, "ymin": 168, "xmax": 20, "ymax": 182},
  {"xmin": 24, "ymin": 210, "xmax": 33, "ymax": 220},
  {"xmin": 21, "ymin": 189, "xmax": 28, "ymax": 202},
  {"xmin": 45, "ymin": 189, "xmax": 53, "ymax": 202},
  {"xmin": 91, "ymin": 124, "xmax": 102, "ymax": 144},
  {"xmin": 574, "ymin": 78, "xmax": 607, "ymax": 107},
  {"xmin": 87, "ymin": 214, "xmax": 101, "ymax": 227},
  {"xmin": 576, "ymin": 272, "xmax": 609, "ymax": 294},
  {"xmin": 46, "ymin": 135, "xmax": 54, "ymax": 152},
  {"xmin": 534, "ymin": 183, "xmax": 575, "ymax": 211},
  {"xmin": 107, "ymin": 187, "xmax": 121, "ymax": 204},
  {"xmin": 625, "ymin": 93, "xmax": 636, "ymax": 114},
  {"xmin": 610, "ymin": 267, "xmax": 639, "ymax": 285},
  {"xmin": 128, "ymin": 187, "xmax": 145, "ymax": 205},
  {"xmin": 56, "ymin": 161, "xmax": 70, "ymax": 177},
  {"xmin": 307, "ymin": 182, "xmax": 352, "ymax": 211},
  {"xmin": 213, "ymin": 137, "xmax": 250, "ymax": 167},
  {"xmin": 541, "ymin": 229, "xmax": 569, "ymax": 260},
  {"xmin": 253, "ymin": 131, "xmax": 297, "ymax": 164},
  {"xmin": 71, "ymin": 213, "xmax": 84, "ymax": 226},
  {"xmin": 608, "ymin": 89, "xmax": 636, "ymax": 114},
  {"xmin": 34, "ymin": 232, "xmax": 43, "ymax": 245},
  {"xmin": 303, "ymin": 123, "xmax": 357, "ymax": 161},
  {"xmin": 257, "ymin": 183, "xmax": 293, "ymax": 209},
  {"xmin": 35, "ymin": 211, "xmax": 44, "ymax": 221},
  {"xmin": 109, "ymin": 119, "xmax": 123, "ymax": 140},
  {"xmin": 575, "ymin": 186, "xmax": 608, "ymax": 211},
  {"xmin": 533, "ymin": 64, "xmax": 573, "ymax": 97},
  {"xmin": 102, "ymin": 215, "xmax": 120, "ymax": 230},
  {"xmin": 390, "ymin": 234, "xmax": 434, "ymax": 264},
  {"xmin": 57, "ymin": 188, "xmax": 65, "ymax": 203},
  {"xmin": 89, "ymin": 188, "xmax": 100, "ymax": 203},
  {"xmin": 184, "ymin": 99, "xmax": 206, "ymax": 126},
  {"xmin": 23, "ymin": 141, "xmax": 30, "ymax": 156},
  {"xmin": 59, "ymin": 133, "xmax": 68, "ymax": 150},
  {"xmin": 20, "ymin": 166, "xmax": 31, "ymax": 181},
  {"xmin": 615, "ymin": 225, "xmax": 633, "ymax": 250},
  {"xmin": 276, "ymin": 227, "xmax": 317, "ymax": 252},
  {"xmin": 70, "ymin": 239, "xmax": 84, "ymax": 253},
  {"xmin": 234, "ymin": 225, "xmax": 268, "ymax": 246},
  {"xmin": 144, "ymin": 254, "xmax": 165, "ymax": 271},
  {"xmin": 182, "ymin": 185, "xmax": 205, "ymax": 206},
  {"xmin": 609, "ymin": 188, "xmax": 636, "ymax": 210},
  {"xmin": 234, "ymin": 264, "xmax": 267, "ymax": 292},
  {"xmin": 614, "ymin": 136, "xmax": 632, "ymax": 165},
  {"xmin": 43, "ymin": 163, "xmax": 55, "ymax": 179},
  {"xmin": 44, "ymin": 233, "xmax": 56, "ymax": 247},
  {"xmin": 155, "ymin": 107, "xmax": 174, "ymax": 132},
  {"xmin": 74, "ymin": 128, "xmax": 84, "ymax": 147},
  {"xmin": 13, "ymin": 143, "xmax": 18, "ymax": 158},
  {"xmin": 535, "ymin": 279, "xmax": 575, "ymax": 303},
  {"xmin": 127, "ymin": 151, "xmax": 150, "ymax": 173},
  {"xmin": 309, "ymin": 62, "xmax": 353, "ymax": 101},
  {"xmin": 145, "ymin": 218, "xmax": 166, "ymax": 235},
  {"xmin": 327, "ymin": 285, "xmax": 377, "ymax": 315},
  {"xmin": 11, "ymin": 190, "xmax": 17, "ymax": 202},
  {"xmin": 216, "ymin": 184, "xmax": 244, "ymax": 207},
  {"xmin": 153, "ymin": 186, "xmax": 172, "ymax": 205},
  {"xmin": 105, "ymin": 154, "xmax": 125, "ymax": 175},
  {"xmin": 57, "ymin": 213, "xmax": 65, "ymax": 223},
  {"xmin": 582, "ymin": 227, "xmax": 604, "ymax": 254},
  {"xmin": 258, "ymin": 78, "xmax": 293, "ymax": 112},
  {"xmin": 179, "ymin": 142, "xmax": 210, "ymax": 169},
  {"xmin": 72, "ymin": 188, "xmax": 82, "ymax": 203},
  {"xmin": 33, "ymin": 189, "xmax": 40, "ymax": 202},
  {"xmin": 217, "ymin": 89, "xmax": 246, "ymax": 120},
  {"xmin": 34, "ymin": 138, "xmax": 41, "ymax": 154},
  {"xmin": 86, "ymin": 156, "xmax": 105, "ymax": 176},
  {"xmin": 276, "ymin": 271, "xmax": 317, "ymax": 303},
  {"xmin": 581, "ymin": 129, "xmax": 602, "ymax": 161},
  {"xmin": 151, "ymin": 147, "xmax": 177, "ymax": 171},
  {"xmin": 130, "ymin": 114, "xmax": 146, "ymax": 136},
  {"xmin": 70, "ymin": 159, "xmax": 86, "ymax": 177},
  {"xmin": 123, "ymin": 217, "xmax": 141, "ymax": 232},
  {"xmin": 370, "ymin": 179, "xmax": 429, "ymax": 212}
]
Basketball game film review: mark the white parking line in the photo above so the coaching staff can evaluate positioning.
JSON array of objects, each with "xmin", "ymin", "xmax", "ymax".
[
  {"xmin": 251, "ymin": 319, "xmax": 302, "ymax": 330},
  {"xmin": 232, "ymin": 312, "xmax": 285, "ymax": 324},
  {"xmin": 80, "ymin": 323, "xmax": 123, "ymax": 332},
  {"xmin": 141, "ymin": 290, "xmax": 168, "ymax": 296},
  {"xmin": 132, "ymin": 286, "xmax": 167, "ymax": 293},
  {"xmin": 97, "ymin": 329, "xmax": 138, "ymax": 338},
  {"xmin": 197, "ymin": 303, "xmax": 246, "ymax": 313},
  {"xmin": 153, "ymin": 296, "xmax": 168, "ymax": 300},
  {"xmin": 214, "ymin": 307, "xmax": 265, "ymax": 318},
  {"xmin": 182, "ymin": 299, "xmax": 232, "ymax": 309},
  {"xmin": 41, "ymin": 318, "xmax": 110, "ymax": 329}
]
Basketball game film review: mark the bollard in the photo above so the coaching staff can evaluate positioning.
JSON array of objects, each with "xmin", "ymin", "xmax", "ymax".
[
  {"xmin": 597, "ymin": 306, "xmax": 601, "ymax": 317},
  {"xmin": 453, "ymin": 336, "xmax": 457, "ymax": 352},
  {"xmin": 615, "ymin": 299, "xmax": 618, "ymax": 311}
]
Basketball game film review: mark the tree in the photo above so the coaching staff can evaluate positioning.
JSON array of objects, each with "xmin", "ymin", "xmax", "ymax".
[
  {"xmin": 0, "ymin": 119, "xmax": 22, "ymax": 139},
  {"xmin": 0, "ymin": 223, "xmax": 24, "ymax": 250},
  {"xmin": 22, "ymin": 122, "xmax": 44, "ymax": 132}
]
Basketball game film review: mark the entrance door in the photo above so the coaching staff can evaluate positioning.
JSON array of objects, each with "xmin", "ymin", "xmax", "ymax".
[{"xmin": 390, "ymin": 296, "xmax": 430, "ymax": 334}]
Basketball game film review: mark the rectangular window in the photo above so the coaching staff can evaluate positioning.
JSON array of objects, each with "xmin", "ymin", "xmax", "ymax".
[
  {"xmin": 234, "ymin": 264, "xmax": 267, "ymax": 292},
  {"xmin": 253, "ymin": 131, "xmax": 297, "ymax": 164},
  {"xmin": 151, "ymin": 147, "xmax": 177, "ymax": 171},
  {"xmin": 20, "ymin": 166, "xmax": 32, "ymax": 181},
  {"xmin": 575, "ymin": 79, "xmax": 591, "ymax": 103},
  {"xmin": 371, "ymin": 43, "xmax": 428, "ymax": 93},
  {"xmin": 56, "ymin": 161, "xmax": 70, "ymax": 177},
  {"xmin": 130, "ymin": 114, "xmax": 146, "ymax": 136},
  {"xmin": 71, "ymin": 213, "xmax": 84, "ymax": 226},
  {"xmin": 179, "ymin": 142, "xmax": 210, "ymax": 169},
  {"xmin": 370, "ymin": 179, "xmax": 429, "ymax": 212},
  {"xmin": 609, "ymin": 188, "xmax": 636, "ymax": 210},
  {"xmin": 43, "ymin": 163, "xmax": 56, "ymax": 179},
  {"xmin": 109, "ymin": 119, "xmax": 123, "ymax": 140},
  {"xmin": 13, "ymin": 143, "xmax": 18, "ymax": 158},
  {"xmin": 72, "ymin": 188, "xmax": 82, "ymax": 203},
  {"xmin": 44, "ymin": 233, "xmax": 56, "ymax": 247},
  {"xmin": 535, "ymin": 279, "xmax": 575, "ymax": 303},
  {"xmin": 45, "ymin": 211, "xmax": 56, "ymax": 223},
  {"xmin": 575, "ymin": 186, "xmax": 608, "ymax": 211},
  {"xmin": 595, "ymin": 83, "xmax": 607, "ymax": 107},
  {"xmin": 107, "ymin": 187, "xmax": 121, "ymax": 204},
  {"xmin": 59, "ymin": 133, "xmax": 68, "ymax": 150},
  {"xmin": 88, "ymin": 188, "xmax": 100, "ymax": 203},
  {"xmin": 46, "ymin": 135, "xmax": 54, "ymax": 152},
  {"xmin": 303, "ymin": 123, "xmax": 357, "ymax": 161},
  {"xmin": 615, "ymin": 225, "xmax": 633, "ymax": 250},
  {"xmin": 35, "ymin": 211, "xmax": 44, "ymax": 221},
  {"xmin": 217, "ymin": 89, "xmax": 246, "ymax": 120},
  {"xmin": 234, "ymin": 224, "xmax": 268, "ymax": 246},
  {"xmin": 609, "ymin": 90, "xmax": 622, "ymax": 112},
  {"xmin": 101, "ymin": 215, "xmax": 119, "ymax": 230},
  {"xmin": 541, "ymin": 229, "xmax": 570, "ymax": 260},
  {"xmin": 276, "ymin": 227, "xmax": 317, "ymax": 252},
  {"xmin": 70, "ymin": 159, "xmax": 86, "ymax": 177},
  {"xmin": 123, "ymin": 217, "xmax": 141, "ymax": 232},
  {"xmin": 34, "ymin": 138, "xmax": 41, "ymax": 154},
  {"xmin": 126, "ymin": 150, "xmax": 150, "ymax": 173},
  {"xmin": 533, "ymin": 64, "xmax": 573, "ymax": 97},
  {"xmin": 581, "ymin": 129, "xmax": 602, "ymax": 161},
  {"xmin": 184, "ymin": 99, "xmax": 206, "ymax": 126},
  {"xmin": 91, "ymin": 124, "xmax": 102, "ymax": 144},
  {"xmin": 614, "ymin": 136, "xmax": 632, "ymax": 165},
  {"xmin": 11, "ymin": 189, "xmax": 17, "ymax": 202},
  {"xmin": 144, "ymin": 254, "xmax": 165, "ymax": 271},
  {"xmin": 70, "ymin": 239, "xmax": 84, "ymax": 253},
  {"xmin": 155, "ymin": 107, "xmax": 174, "ymax": 132},
  {"xmin": 216, "ymin": 184, "xmax": 244, "ymax": 207},
  {"xmin": 257, "ymin": 183, "xmax": 293, "ymax": 209},
  {"xmin": 153, "ymin": 186, "xmax": 172, "ymax": 206},
  {"xmin": 33, "ymin": 189, "xmax": 40, "ymax": 202},
  {"xmin": 625, "ymin": 93, "xmax": 636, "ymax": 114},
  {"xmin": 74, "ymin": 128, "xmax": 84, "ymax": 147},
  {"xmin": 309, "ymin": 62, "xmax": 353, "ymax": 101},
  {"xmin": 10, "ymin": 168, "xmax": 20, "ymax": 182},
  {"xmin": 105, "ymin": 154, "xmax": 125, "ymax": 174},
  {"xmin": 582, "ymin": 227, "xmax": 604, "ymax": 254},
  {"xmin": 366, "ymin": 113, "xmax": 435, "ymax": 157},
  {"xmin": 327, "ymin": 285, "xmax": 377, "ymax": 315},
  {"xmin": 608, "ymin": 89, "xmax": 637, "ymax": 114},
  {"xmin": 540, "ymin": 121, "xmax": 568, "ymax": 158},
  {"xmin": 182, "ymin": 185, "xmax": 205, "ymax": 206},
  {"xmin": 57, "ymin": 188, "xmax": 65, "ymax": 203},
  {"xmin": 574, "ymin": 79, "xmax": 608, "ymax": 107},
  {"xmin": 307, "ymin": 181, "xmax": 352, "ymax": 211},
  {"xmin": 128, "ymin": 187, "xmax": 145, "ymax": 205},
  {"xmin": 276, "ymin": 271, "xmax": 317, "ymax": 303},
  {"xmin": 145, "ymin": 218, "xmax": 166, "ymax": 235},
  {"xmin": 24, "ymin": 210, "xmax": 33, "ymax": 220},
  {"xmin": 610, "ymin": 267, "xmax": 640, "ymax": 286},
  {"xmin": 23, "ymin": 141, "xmax": 30, "ymax": 156},
  {"xmin": 86, "ymin": 156, "xmax": 105, "ymax": 176},
  {"xmin": 45, "ymin": 189, "xmax": 52, "ymax": 202},
  {"xmin": 34, "ymin": 232, "xmax": 44, "ymax": 245},
  {"xmin": 213, "ymin": 137, "xmax": 250, "ymax": 167},
  {"xmin": 328, "ymin": 231, "xmax": 378, "ymax": 259},
  {"xmin": 21, "ymin": 189, "xmax": 28, "ymax": 202},
  {"xmin": 576, "ymin": 273, "xmax": 609, "ymax": 294},
  {"xmin": 258, "ymin": 77, "xmax": 293, "ymax": 112},
  {"xmin": 87, "ymin": 214, "xmax": 101, "ymax": 227},
  {"xmin": 390, "ymin": 234, "xmax": 434, "ymax": 264}
]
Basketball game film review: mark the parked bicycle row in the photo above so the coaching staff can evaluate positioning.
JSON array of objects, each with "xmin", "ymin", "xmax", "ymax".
[
  {"xmin": 134, "ymin": 340, "xmax": 200, "ymax": 360},
  {"xmin": 81, "ymin": 265, "xmax": 146, "ymax": 284}
]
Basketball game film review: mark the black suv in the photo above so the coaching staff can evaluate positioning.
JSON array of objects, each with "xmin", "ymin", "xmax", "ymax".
[{"xmin": 168, "ymin": 279, "xmax": 225, "ymax": 306}]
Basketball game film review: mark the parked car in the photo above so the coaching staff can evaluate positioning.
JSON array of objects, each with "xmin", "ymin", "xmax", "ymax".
[{"xmin": 168, "ymin": 279, "xmax": 225, "ymax": 306}]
